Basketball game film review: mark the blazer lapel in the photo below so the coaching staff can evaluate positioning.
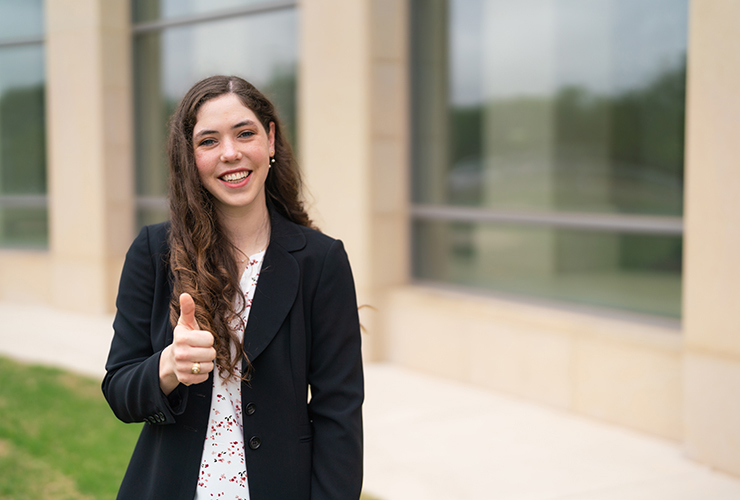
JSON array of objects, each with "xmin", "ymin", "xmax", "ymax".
[{"xmin": 242, "ymin": 209, "xmax": 306, "ymax": 363}]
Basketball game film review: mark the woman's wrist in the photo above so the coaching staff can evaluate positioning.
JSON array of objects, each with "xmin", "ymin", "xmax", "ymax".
[{"xmin": 159, "ymin": 345, "xmax": 180, "ymax": 396}]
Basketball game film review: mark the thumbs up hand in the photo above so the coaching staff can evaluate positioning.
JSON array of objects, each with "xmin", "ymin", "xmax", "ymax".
[{"xmin": 159, "ymin": 293, "xmax": 217, "ymax": 395}]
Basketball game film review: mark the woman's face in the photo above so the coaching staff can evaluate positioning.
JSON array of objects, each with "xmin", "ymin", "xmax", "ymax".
[{"xmin": 192, "ymin": 93, "xmax": 275, "ymax": 217}]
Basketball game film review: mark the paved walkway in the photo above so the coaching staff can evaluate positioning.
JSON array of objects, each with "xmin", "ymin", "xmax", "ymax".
[{"xmin": 2, "ymin": 300, "xmax": 740, "ymax": 499}]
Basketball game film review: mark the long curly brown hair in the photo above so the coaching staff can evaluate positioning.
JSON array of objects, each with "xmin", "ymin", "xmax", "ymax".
[{"xmin": 167, "ymin": 75, "xmax": 312, "ymax": 380}]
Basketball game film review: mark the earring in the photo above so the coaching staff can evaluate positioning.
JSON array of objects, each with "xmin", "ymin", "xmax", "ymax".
[{"xmin": 270, "ymin": 156, "xmax": 276, "ymax": 166}]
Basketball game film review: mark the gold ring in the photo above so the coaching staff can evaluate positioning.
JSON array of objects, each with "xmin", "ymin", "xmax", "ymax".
[{"xmin": 191, "ymin": 362, "xmax": 201, "ymax": 375}]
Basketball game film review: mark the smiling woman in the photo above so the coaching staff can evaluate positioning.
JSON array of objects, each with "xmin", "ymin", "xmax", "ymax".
[
  {"xmin": 193, "ymin": 94, "xmax": 275, "ymax": 223},
  {"xmin": 103, "ymin": 76, "xmax": 364, "ymax": 500}
]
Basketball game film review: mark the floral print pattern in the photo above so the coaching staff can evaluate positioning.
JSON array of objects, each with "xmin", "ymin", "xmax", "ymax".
[{"xmin": 194, "ymin": 250, "xmax": 264, "ymax": 500}]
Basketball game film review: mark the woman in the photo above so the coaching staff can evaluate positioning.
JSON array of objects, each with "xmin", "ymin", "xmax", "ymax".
[{"xmin": 102, "ymin": 76, "xmax": 364, "ymax": 500}]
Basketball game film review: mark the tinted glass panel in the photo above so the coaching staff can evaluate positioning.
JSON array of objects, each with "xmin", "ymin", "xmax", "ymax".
[
  {"xmin": 413, "ymin": 219, "xmax": 682, "ymax": 317},
  {"xmin": 133, "ymin": 9, "xmax": 298, "ymax": 226},
  {"xmin": 0, "ymin": 46, "xmax": 46, "ymax": 195},
  {"xmin": 0, "ymin": 44, "xmax": 47, "ymax": 247},
  {"xmin": 412, "ymin": 0, "xmax": 688, "ymax": 216},
  {"xmin": 0, "ymin": 207, "xmax": 47, "ymax": 247},
  {"xmin": 133, "ymin": 0, "xmax": 276, "ymax": 23},
  {"xmin": 0, "ymin": 0, "xmax": 44, "ymax": 40}
]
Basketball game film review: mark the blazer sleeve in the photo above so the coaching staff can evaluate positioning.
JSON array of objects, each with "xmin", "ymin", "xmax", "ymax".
[
  {"xmin": 308, "ymin": 239, "xmax": 364, "ymax": 500},
  {"xmin": 101, "ymin": 225, "xmax": 188, "ymax": 425}
]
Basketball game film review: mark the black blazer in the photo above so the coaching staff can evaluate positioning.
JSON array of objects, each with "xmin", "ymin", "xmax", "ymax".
[{"xmin": 102, "ymin": 209, "xmax": 364, "ymax": 500}]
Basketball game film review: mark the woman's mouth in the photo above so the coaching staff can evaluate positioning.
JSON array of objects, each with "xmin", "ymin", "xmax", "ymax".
[{"xmin": 220, "ymin": 171, "xmax": 251, "ymax": 184}]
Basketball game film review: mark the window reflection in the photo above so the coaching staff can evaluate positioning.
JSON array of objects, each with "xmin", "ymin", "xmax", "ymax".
[
  {"xmin": 410, "ymin": 0, "xmax": 687, "ymax": 317},
  {"xmin": 0, "ymin": 46, "xmax": 46, "ymax": 195},
  {"xmin": 414, "ymin": 0, "xmax": 688, "ymax": 216},
  {"xmin": 414, "ymin": 219, "xmax": 683, "ymax": 318},
  {"xmin": 0, "ymin": 44, "xmax": 47, "ymax": 247},
  {"xmin": 0, "ymin": 0, "xmax": 44, "ymax": 41},
  {"xmin": 0, "ymin": 207, "xmax": 47, "ymax": 247},
  {"xmin": 133, "ymin": 0, "xmax": 277, "ymax": 23}
]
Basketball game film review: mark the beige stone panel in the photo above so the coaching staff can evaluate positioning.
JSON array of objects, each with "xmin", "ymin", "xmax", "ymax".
[
  {"xmin": 384, "ymin": 286, "xmax": 683, "ymax": 437},
  {"xmin": 0, "ymin": 252, "xmax": 51, "ymax": 303},
  {"xmin": 683, "ymin": 0, "xmax": 740, "ymax": 356},
  {"xmin": 299, "ymin": 0, "xmax": 371, "ymax": 286},
  {"xmin": 371, "ymin": 0, "xmax": 406, "ymax": 60},
  {"xmin": 102, "ymin": 12, "xmax": 134, "ymax": 235},
  {"xmin": 367, "ymin": 214, "xmax": 407, "ymax": 362},
  {"xmin": 47, "ymin": 0, "xmax": 98, "ymax": 29},
  {"xmin": 684, "ymin": 352, "xmax": 740, "ymax": 476},
  {"xmin": 384, "ymin": 286, "xmax": 574, "ymax": 401},
  {"xmin": 384, "ymin": 286, "xmax": 572, "ymax": 406},
  {"xmin": 573, "ymin": 334, "xmax": 682, "ymax": 440},
  {"xmin": 469, "ymin": 322, "xmax": 572, "ymax": 409},
  {"xmin": 46, "ymin": 0, "xmax": 134, "ymax": 312},
  {"xmin": 371, "ymin": 214, "xmax": 408, "ymax": 287},
  {"xmin": 371, "ymin": 139, "xmax": 405, "ymax": 214},
  {"xmin": 371, "ymin": 62, "xmax": 405, "ymax": 138},
  {"xmin": 99, "ymin": 0, "xmax": 130, "ymax": 33},
  {"xmin": 51, "ymin": 255, "xmax": 108, "ymax": 313},
  {"xmin": 103, "ymin": 122, "xmax": 135, "ymax": 256},
  {"xmin": 47, "ymin": 5, "xmax": 106, "ymax": 258},
  {"xmin": 385, "ymin": 290, "xmax": 471, "ymax": 382},
  {"xmin": 100, "ymin": 29, "xmax": 130, "ymax": 87},
  {"xmin": 103, "ymin": 84, "xmax": 133, "ymax": 150}
]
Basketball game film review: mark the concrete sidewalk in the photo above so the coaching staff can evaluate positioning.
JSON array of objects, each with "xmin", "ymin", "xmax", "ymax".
[{"xmin": 2, "ymin": 300, "xmax": 740, "ymax": 499}]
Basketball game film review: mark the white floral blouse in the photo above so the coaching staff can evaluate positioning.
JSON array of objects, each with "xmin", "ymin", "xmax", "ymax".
[{"xmin": 194, "ymin": 250, "xmax": 264, "ymax": 500}]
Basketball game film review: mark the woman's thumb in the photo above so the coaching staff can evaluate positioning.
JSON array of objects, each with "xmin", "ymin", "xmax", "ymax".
[{"xmin": 178, "ymin": 293, "xmax": 199, "ymax": 330}]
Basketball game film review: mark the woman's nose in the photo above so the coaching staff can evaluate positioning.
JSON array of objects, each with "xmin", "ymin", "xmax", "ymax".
[{"xmin": 220, "ymin": 141, "xmax": 242, "ymax": 162}]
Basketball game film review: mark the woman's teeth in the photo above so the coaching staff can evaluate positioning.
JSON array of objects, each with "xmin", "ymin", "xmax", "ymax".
[{"xmin": 221, "ymin": 171, "xmax": 250, "ymax": 183}]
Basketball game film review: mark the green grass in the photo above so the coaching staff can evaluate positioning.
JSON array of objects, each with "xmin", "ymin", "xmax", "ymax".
[
  {"xmin": 0, "ymin": 357, "xmax": 142, "ymax": 499},
  {"xmin": 0, "ymin": 356, "xmax": 382, "ymax": 500}
]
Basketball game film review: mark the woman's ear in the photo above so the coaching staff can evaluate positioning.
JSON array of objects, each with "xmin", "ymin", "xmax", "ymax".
[{"xmin": 269, "ymin": 121, "xmax": 276, "ymax": 151}]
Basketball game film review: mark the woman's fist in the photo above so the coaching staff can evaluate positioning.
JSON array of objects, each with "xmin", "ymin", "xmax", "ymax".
[{"xmin": 159, "ymin": 293, "xmax": 216, "ymax": 395}]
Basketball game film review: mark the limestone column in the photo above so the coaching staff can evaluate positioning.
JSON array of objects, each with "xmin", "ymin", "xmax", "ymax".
[
  {"xmin": 300, "ymin": 0, "xmax": 409, "ymax": 361},
  {"xmin": 46, "ymin": 0, "xmax": 134, "ymax": 313},
  {"xmin": 683, "ymin": 0, "xmax": 740, "ymax": 476}
]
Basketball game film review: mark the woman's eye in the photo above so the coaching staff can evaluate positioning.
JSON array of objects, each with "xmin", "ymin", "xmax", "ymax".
[
  {"xmin": 199, "ymin": 138, "xmax": 216, "ymax": 147},
  {"xmin": 239, "ymin": 130, "xmax": 255, "ymax": 138}
]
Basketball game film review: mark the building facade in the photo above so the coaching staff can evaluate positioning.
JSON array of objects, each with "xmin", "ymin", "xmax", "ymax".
[{"xmin": 0, "ymin": 0, "xmax": 739, "ymax": 477}]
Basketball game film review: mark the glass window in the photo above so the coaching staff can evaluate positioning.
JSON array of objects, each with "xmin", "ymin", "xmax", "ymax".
[
  {"xmin": 411, "ymin": 0, "xmax": 688, "ymax": 318},
  {"xmin": 133, "ymin": 5, "xmax": 298, "ymax": 227},
  {"xmin": 133, "ymin": 0, "xmax": 277, "ymax": 23},
  {"xmin": 0, "ymin": 0, "xmax": 44, "ymax": 41},
  {"xmin": 414, "ymin": 220, "xmax": 682, "ymax": 317},
  {"xmin": 0, "ymin": 0, "xmax": 47, "ymax": 248}
]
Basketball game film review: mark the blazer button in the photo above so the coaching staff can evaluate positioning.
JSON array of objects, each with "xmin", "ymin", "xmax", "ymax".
[
  {"xmin": 245, "ymin": 402, "xmax": 256, "ymax": 416},
  {"xmin": 248, "ymin": 436, "xmax": 261, "ymax": 450}
]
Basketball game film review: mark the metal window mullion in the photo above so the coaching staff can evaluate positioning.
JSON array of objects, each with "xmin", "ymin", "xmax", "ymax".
[
  {"xmin": 136, "ymin": 196, "xmax": 168, "ymax": 210},
  {"xmin": 0, "ymin": 36, "xmax": 44, "ymax": 48},
  {"xmin": 132, "ymin": 0, "xmax": 298, "ymax": 33},
  {"xmin": 411, "ymin": 204, "xmax": 684, "ymax": 235},
  {"xmin": 0, "ymin": 195, "xmax": 48, "ymax": 208}
]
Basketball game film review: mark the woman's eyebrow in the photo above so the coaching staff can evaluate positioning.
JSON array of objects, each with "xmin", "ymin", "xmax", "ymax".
[
  {"xmin": 194, "ymin": 129, "xmax": 217, "ymax": 140},
  {"xmin": 233, "ymin": 120, "xmax": 256, "ymax": 129},
  {"xmin": 193, "ymin": 120, "xmax": 257, "ymax": 140}
]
